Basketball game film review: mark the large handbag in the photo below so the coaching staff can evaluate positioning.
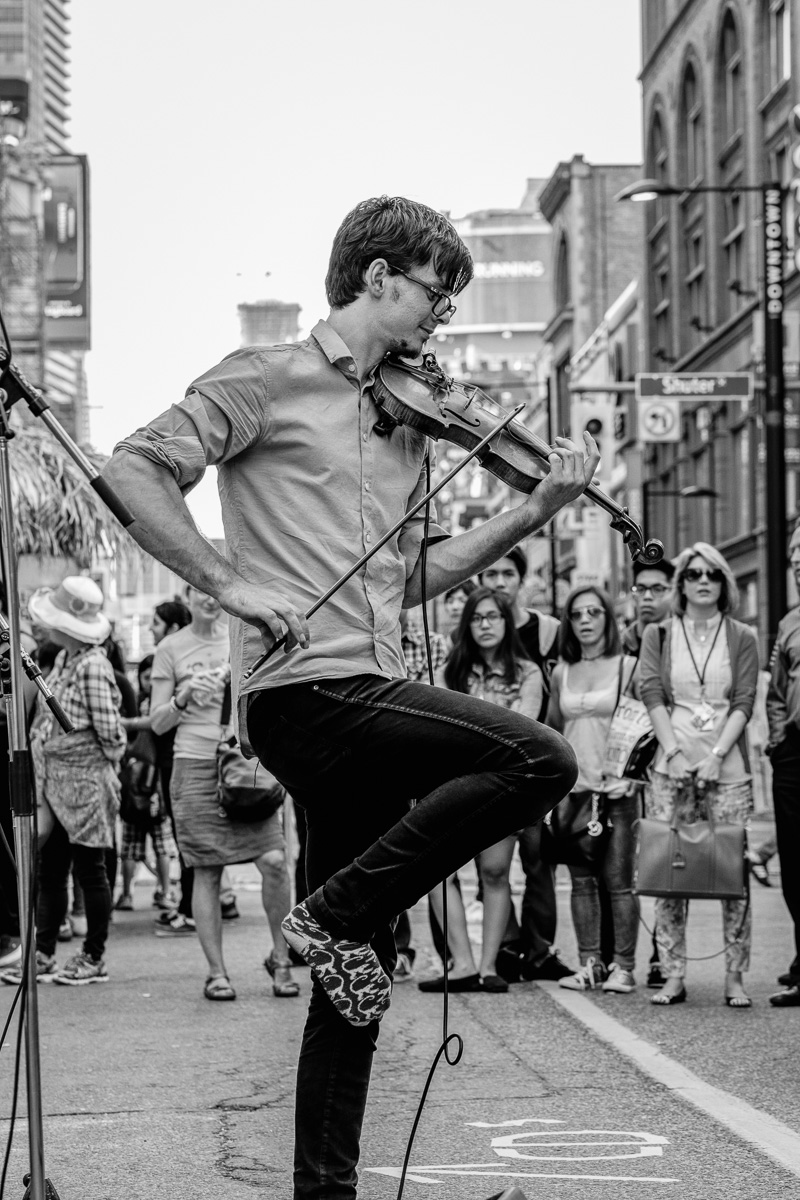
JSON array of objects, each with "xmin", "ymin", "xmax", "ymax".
[
  {"xmin": 634, "ymin": 788, "xmax": 747, "ymax": 900},
  {"xmin": 541, "ymin": 790, "xmax": 611, "ymax": 868},
  {"xmin": 119, "ymin": 729, "xmax": 159, "ymax": 828},
  {"xmin": 601, "ymin": 657, "xmax": 657, "ymax": 783},
  {"xmin": 216, "ymin": 683, "xmax": 286, "ymax": 823}
]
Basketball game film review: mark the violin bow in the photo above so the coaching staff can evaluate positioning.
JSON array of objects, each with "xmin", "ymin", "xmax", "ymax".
[{"xmin": 241, "ymin": 404, "xmax": 525, "ymax": 678}]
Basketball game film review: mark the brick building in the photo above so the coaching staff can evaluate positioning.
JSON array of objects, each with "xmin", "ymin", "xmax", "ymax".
[
  {"xmin": 537, "ymin": 156, "xmax": 646, "ymax": 600},
  {"xmin": 635, "ymin": 0, "xmax": 800, "ymax": 647}
]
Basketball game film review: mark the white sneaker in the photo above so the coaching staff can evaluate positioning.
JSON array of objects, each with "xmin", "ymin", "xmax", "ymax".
[
  {"xmin": 558, "ymin": 957, "xmax": 607, "ymax": 991},
  {"xmin": 602, "ymin": 964, "xmax": 636, "ymax": 993}
]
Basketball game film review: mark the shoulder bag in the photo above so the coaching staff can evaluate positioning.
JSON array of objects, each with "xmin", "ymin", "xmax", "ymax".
[
  {"xmin": 119, "ymin": 728, "xmax": 160, "ymax": 827},
  {"xmin": 634, "ymin": 781, "xmax": 746, "ymax": 900},
  {"xmin": 217, "ymin": 684, "xmax": 286, "ymax": 823},
  {"xmin": 540, "ymin": 789, "xmax": 611, "ymax": 868},
  {"xmin": 601, "ymin": 634, "xmax": 666, "ymax": 783}
]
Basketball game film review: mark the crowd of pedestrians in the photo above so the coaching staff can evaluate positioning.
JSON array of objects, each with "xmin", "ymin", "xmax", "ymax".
[
  {"xmin": 4, "ymin": 519, "xmax": 799, "ymax": 1013},
  {"xmin": 7, "ymin": 579, "xmax": 299, "ymax": 1002},
  {"xmin": 406, "ymin": 529, "xmax": 800, "ymax": 1011}
]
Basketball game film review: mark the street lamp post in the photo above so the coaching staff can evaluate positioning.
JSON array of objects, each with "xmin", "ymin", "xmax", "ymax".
[{"xmin": 616, "ymin": 179, "xmax": 788, "ymax": 651}]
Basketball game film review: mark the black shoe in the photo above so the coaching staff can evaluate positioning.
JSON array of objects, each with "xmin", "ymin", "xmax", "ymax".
[
  {"xmin": 647, "ymin": 962, "xmax": 667, "ymax": 989},
  {"xmin": 479, "ymin": 974, "xmax": 509, "ymax": 993},
  {"xmin": 418, "ymin": 973, "xmax": 480, "ymax": 993},
  {"xmin": 495, "ymin": 946, "xmax": 523, "ymax": 983},
  {"xmin": 221, "ymin": 898, "xmax": 240, "ymax": 921},
  {"xmin": 521, "ymin": 953, "xmax": 573, "ymax": 982},
  {"xmin": 770, "ymin": 985, "xmax": 800, "ymax": 1007}
]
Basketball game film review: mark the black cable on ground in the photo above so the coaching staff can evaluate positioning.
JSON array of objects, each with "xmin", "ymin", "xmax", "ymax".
[{"xmin": 395, "ymin": 452, "xmax": 464, "ymax": 1200}]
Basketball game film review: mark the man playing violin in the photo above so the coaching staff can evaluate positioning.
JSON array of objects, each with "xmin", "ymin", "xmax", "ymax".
[{"xmin": 103, "ymin": 194, "xmax": 600, "ymax": 1200}]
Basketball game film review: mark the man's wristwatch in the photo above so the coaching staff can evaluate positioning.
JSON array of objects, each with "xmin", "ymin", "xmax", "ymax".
[{"xmin": 170, "ymin": 696, "xmax": 188, "ymax": 714}]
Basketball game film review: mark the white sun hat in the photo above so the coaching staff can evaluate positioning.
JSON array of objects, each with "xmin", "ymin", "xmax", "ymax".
[{"xmin": 27, "ymin": 576, "xmax": 111, "ymax": 645}]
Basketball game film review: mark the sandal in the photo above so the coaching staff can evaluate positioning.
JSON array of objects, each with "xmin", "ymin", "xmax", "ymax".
[
  {"xmin": 203, "ymin": 974, "xmax": 236, "ymax": 1001},
  {"xmin": 725, "ymin": 993, "xmax": 752, "ymax": 1008},
  {"xmin": 264, "ymin": 951, "xmax": 300, "ymax": 998}
]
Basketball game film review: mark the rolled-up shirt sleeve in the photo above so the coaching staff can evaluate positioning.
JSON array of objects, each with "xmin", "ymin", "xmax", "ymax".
[{"xmin": 113, "ymin": 348, "xmax": 270, "ymax": 492}]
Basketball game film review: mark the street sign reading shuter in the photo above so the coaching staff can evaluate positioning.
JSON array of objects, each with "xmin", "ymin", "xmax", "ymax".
[
  {"xmin": 634, "ymin": 373, "xmax": 754, "ymax": 443},
  {"xmin": 635, "ymin": 372, "xmax": 754, "ymax": 401}
]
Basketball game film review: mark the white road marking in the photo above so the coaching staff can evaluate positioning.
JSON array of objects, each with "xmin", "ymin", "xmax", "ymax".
[
  {"xmin": 366, "ymin": 1122, "xmax": 676, "ymax": 1184},
  {"xmin": 540, "ymin": 981, "xmax": 800, "ymax": 1179},
  {"xmin": 366, "ymin": 1166, "xmax": 679, "ymax": 1183}
]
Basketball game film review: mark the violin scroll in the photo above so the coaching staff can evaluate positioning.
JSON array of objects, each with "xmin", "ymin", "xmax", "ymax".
[{"xmin": 636, "ymin": 538, "xmax": 666, "ymax": 565}]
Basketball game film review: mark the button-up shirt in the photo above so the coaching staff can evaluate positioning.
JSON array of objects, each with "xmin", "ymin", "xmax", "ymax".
[
  {"xmin": 33, "ymin": 646, "xmax": 126, "ymax": 764},
  {"xmin": 115, "ymin": 320, "xmax": 447, "ymax": 740},
  {"xmin": 401, "ymin": 626, "xmax": 449, "ymax": 683},
  {"xmin": 767, "ymin": 605, "xmax": 800, "ymax": 746}
]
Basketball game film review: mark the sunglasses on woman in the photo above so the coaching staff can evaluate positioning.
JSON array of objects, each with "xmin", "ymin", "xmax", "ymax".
[
  {"xmin": 569, "ymin": 606, "xmax": 604, "ymax": 622},
  {"xmin": 682, "ymin": 568, "xmax": 723, "ymax": 584}
]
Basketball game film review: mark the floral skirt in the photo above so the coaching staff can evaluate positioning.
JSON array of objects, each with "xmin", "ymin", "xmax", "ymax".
[{"xmin": 33, "ymin": 730, "xmax": 120, "ymax": 849}]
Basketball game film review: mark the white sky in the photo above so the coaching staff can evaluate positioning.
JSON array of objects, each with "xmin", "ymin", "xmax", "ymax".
[{"xmin": 68, "ymin": 0, "xmax": 643, "ymax": 536}]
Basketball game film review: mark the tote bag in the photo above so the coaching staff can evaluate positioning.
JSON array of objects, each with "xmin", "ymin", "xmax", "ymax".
[{"xmin": 634, "ymin": 791, "xmax": 746, "ymax": 900}]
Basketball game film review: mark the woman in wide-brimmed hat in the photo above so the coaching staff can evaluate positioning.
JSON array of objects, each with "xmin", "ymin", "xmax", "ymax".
[{"xmin": 2, "ymin": 577, "xmax": 126, "ymax": 987}]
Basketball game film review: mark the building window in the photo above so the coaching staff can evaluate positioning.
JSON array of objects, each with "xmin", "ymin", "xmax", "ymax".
[
  {"xmin": 684, "ymin": 223, "xmax": 707, "ymax": 343},
  {"xmin": 647, "ymin": 109, "xmax": 673, "ymax": 363},
  {"xmin": 720, "ymin": 9, "xmax": 744, "ymax": 145},
  {"xmin": 681, "ymin": 62, "xmax": 705, "ymax": 184},
  {"xmin": 554, "ymin": 235, "xmax": 570, "ymax": 310},
  {"xmin": 767, "ymin": 0, "xmax": 791, "ymax": 92},
  {"xmin": 722, "ymin": 191, "xmax": 747, "ymax": 314}
]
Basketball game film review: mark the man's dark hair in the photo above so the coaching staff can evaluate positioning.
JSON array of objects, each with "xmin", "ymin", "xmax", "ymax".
[
  {"xmin": 444, "ymin": 587, "xmax": 530, "ymax": 692},
  {"xmin": 444, "ymin": 579, "xmax": 477, "ymax": 604},
  {"xmin": 632, "ymin": 556, "xmax": 674, "ymax": 581},
  {"xmin": 155, "ymin": 599, "xmax": 191, "ymax": 632},
  {"xmin": 325, "ymin": 196, "xmax": 473, "ymax": 309}
]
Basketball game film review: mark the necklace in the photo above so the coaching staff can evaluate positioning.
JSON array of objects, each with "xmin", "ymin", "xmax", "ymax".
[{"xmin": 581, "ymin": 649, "xmax": 605, "ymax": 662}]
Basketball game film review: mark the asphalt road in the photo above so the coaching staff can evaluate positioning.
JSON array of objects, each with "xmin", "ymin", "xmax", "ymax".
[{"xmin": 0, "ymin": 836, "xmax": 798, "ymax": 1200}]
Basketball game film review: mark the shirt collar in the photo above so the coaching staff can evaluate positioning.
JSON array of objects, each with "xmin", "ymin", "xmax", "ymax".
[{"xmin": 310, "ymin": 318, "xmax": 379, "ymax": 387}]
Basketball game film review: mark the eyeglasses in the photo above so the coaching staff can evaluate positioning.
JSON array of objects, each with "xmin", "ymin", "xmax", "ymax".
[
  {"xmin": 682, "ymin": 568, "xmax": 723, "ymax": 584},
  {"xmin": 631, "ymin": 583, "xmax": 670, "ymax": 597},
  {"xmin": 387, "ymin": 265, "xmax": 457, "ymax": 319},
  {"xmin": 569, "ymin": 606, "xmax": 604, "ymax": 622},
  {"xmin": 470, "ymin": 613, "xmax": 504, "ymax": 627}
]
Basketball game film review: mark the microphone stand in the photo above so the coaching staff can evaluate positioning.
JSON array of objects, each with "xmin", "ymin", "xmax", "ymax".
[{"xmin": 0, "ymin": 344, "xmax": 133, "ymax": 1200}]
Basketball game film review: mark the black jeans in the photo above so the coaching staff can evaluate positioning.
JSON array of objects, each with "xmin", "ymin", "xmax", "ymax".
[
  {"xmin": 772, "ymin": 727, "xmax": 800, "ymax": 972},
  {"xmin": 37, "ymin": 818, "xmax": 111, "ymax": 961},
  {"xmin": 247, "ymin": 674, "xmax": 577, "ymax": 1200}
]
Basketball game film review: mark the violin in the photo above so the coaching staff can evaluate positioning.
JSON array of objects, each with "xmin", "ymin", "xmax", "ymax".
[{"xmin": 373, "ymin": 353, "xmax": 664, "ymax": 566}]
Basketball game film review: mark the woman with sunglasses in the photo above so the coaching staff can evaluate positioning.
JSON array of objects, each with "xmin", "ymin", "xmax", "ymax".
[
  {"xmin": 417, "ymin": 587, "xmax": 544, "ymax": 994},
  {"xmin": 546, "ymin": 587, "xmax": 639, "ymax": 994},
  {"xmin": 639, "ymin": 542, "xmax": 759, "ymax": 1008}
]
